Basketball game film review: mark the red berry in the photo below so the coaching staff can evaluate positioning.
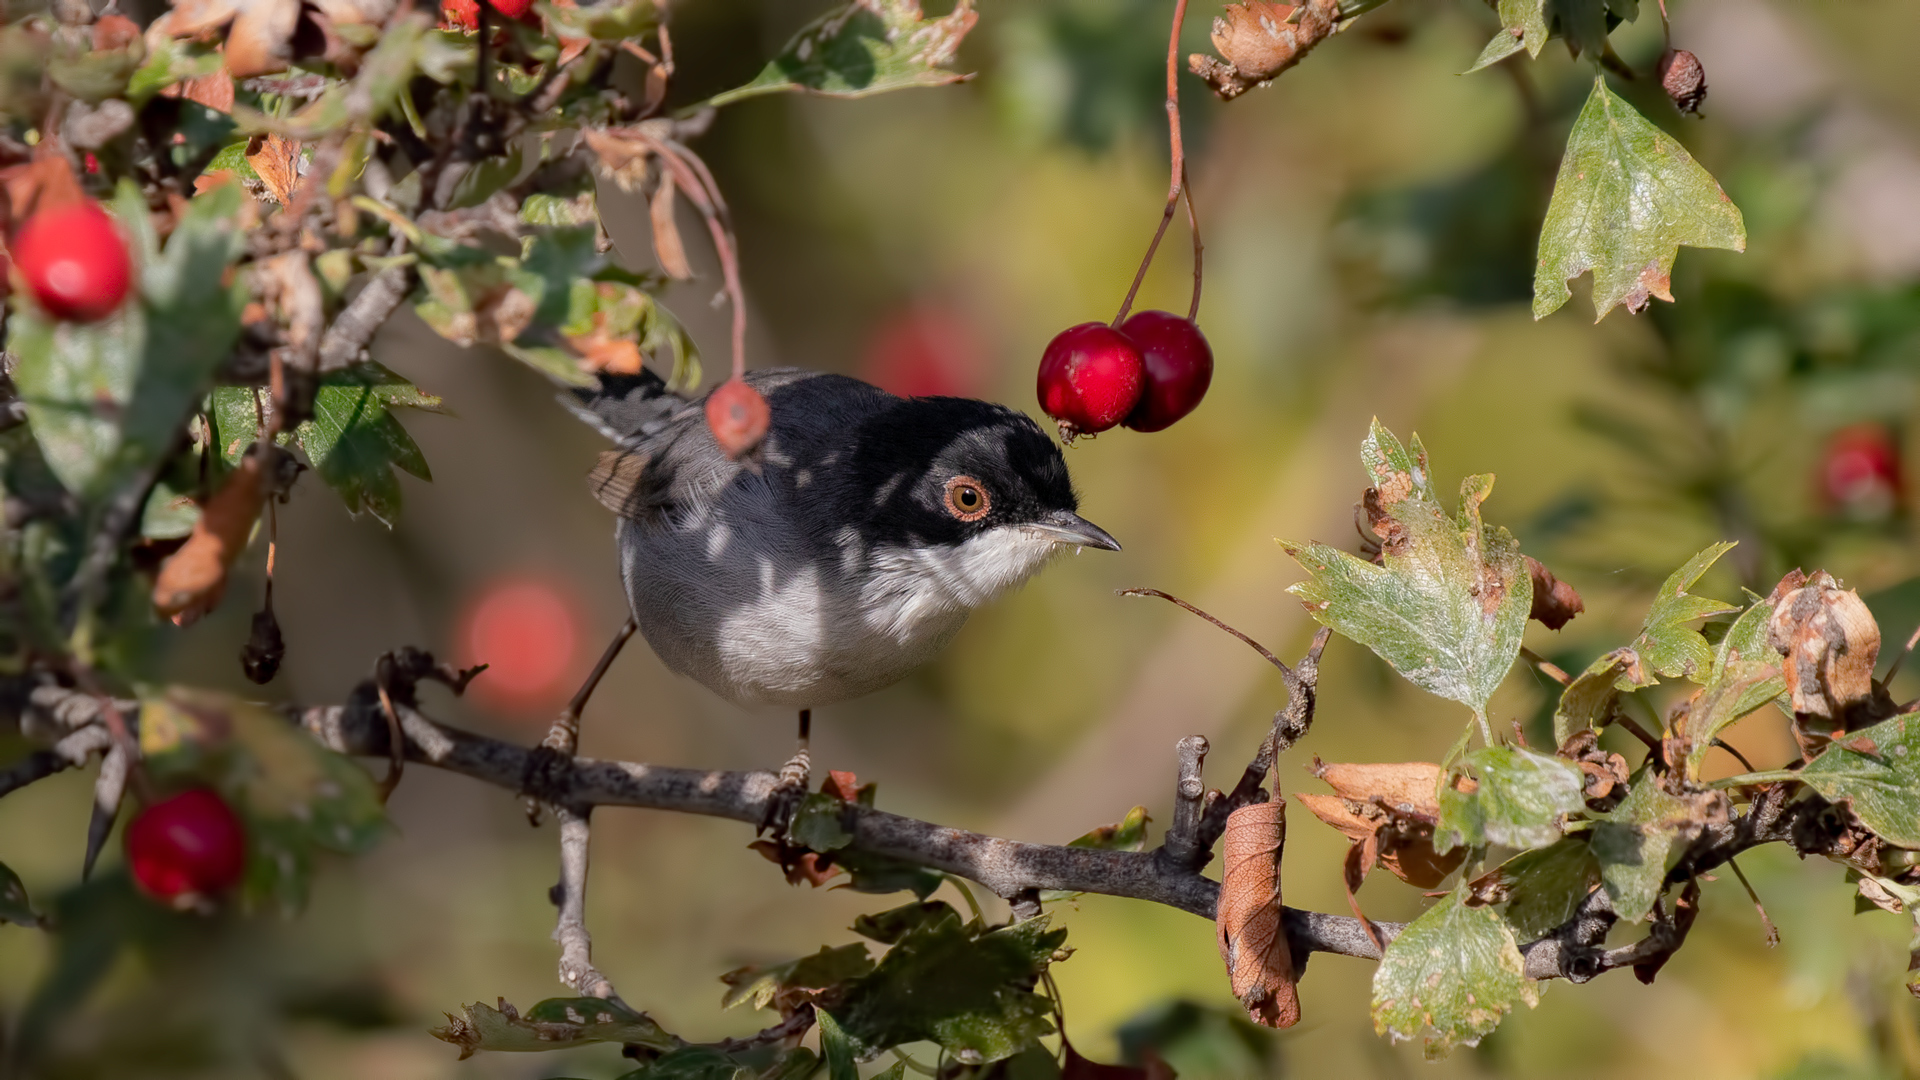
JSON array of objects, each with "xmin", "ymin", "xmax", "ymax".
[
  {"xmin": 1036, "ymin": 322, "xmax": 1145, "ymax": 438},
  {"xmin": 1119, "ymin": 310, "xmax": 1213, "ymax": 432},
  {"xmin": 441, "ymin": 0, "xmax": 532, "ymax": 30},
  {"xmin": 126, "ymin": 789, "xmax": 247, "ymax": 902},
  {"xmin": 12, "ymin": 201, "xmax": 131, "ymax": 322},
  {"xmin": 706, "ymin": 377, "xmax": 769, "ymax": 460},
  {"xmin": 1822, "ymin": 423, "xmax": 1902, "ymax": 520}
]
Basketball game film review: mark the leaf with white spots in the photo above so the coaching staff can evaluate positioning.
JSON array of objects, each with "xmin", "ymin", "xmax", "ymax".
[
  {"xmin": 1534, "ymin": 76, "xmax": 1746, "ymax": 322},
  {"xmin": 705, "ymin": 0, "xmax": 978, "ymax": 109},
  {"xmin": 1286, "ymin": 421, "xmax": 1531, "ymax": 722},
  {"xmin": 1795, "ymin": 714, "xmax": 1920, "ymax": 849},
  {"xmin": 1372, "ymin": 888, "xmax": 1533, "ymax": 1058}
]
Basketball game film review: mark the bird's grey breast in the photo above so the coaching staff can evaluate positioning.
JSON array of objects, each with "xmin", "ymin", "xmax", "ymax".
[{"xmin": 617, "ymin": 372, "xmax": 970, "ymax": 707}]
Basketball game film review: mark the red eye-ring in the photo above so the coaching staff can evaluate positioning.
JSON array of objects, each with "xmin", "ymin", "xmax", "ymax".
[{"xmin": 943, "ymin": 476, "xmax": 991, "ymax": 522}]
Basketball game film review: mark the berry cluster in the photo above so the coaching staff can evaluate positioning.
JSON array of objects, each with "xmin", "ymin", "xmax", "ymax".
[{"xmin": 1036, "ymin": 309, "xmax": 1212, "ymax": 440}]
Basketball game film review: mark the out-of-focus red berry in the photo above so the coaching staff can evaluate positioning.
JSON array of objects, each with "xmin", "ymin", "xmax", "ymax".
[
  {"xmin": 13, "ymin": 201, "xmax": 131, "ymax": 322},
  {"xmin": 1036, "ymin": 322, "xmax": 1145, "ymax": 438},
  {"xmin": 461, "ymin": 578, "xmax": 580, "ymax": 709},
  {"xmin": 441, "ymin": 0, "xmax": 533, "ymax": 30},
  {"xmin": 1119, "ymin": 310, "xmax": 1212, "ymax": 432},
  {"xmin": 706, "ymin": 377, "xmax": 770, "ymax": 459},
  {"xmin": 1822, "ymin": 423, "xmax": 1903, "ymax": 521},
  {"xmin": 861, "ymin": 306, "xmax": 982, "ymax": 399},
  {"xmin": 126, "ymin": 789, "xmax": 248, "ymax": 902}
]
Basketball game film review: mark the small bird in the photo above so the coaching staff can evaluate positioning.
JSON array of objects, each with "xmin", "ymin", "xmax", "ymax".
[{"xmin": 568, "ymin": 367, "xmax": 1119, "ymax": 809}]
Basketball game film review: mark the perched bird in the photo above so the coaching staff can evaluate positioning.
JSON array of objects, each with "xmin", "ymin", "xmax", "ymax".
[{"xmin": 568, "ymin": 367, "xmax": 1119, "ymax": 810}]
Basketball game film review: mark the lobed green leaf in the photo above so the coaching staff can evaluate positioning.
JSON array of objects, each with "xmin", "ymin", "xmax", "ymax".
[
  {"xmin": 431, "ymin": 996, "xmax": 675, "ymax": 1058},
  {"xmin": 1534, "ymin": 77, "xmax": 1746, "ymax": 322},
  {"xmin": 1590, "ymin": 768, "xmax": 1702, "ymax": 923},
  {"xmin": 1796, "ymin": 714, "xmax": 1920, "ymax": 849},
  {"xmin": 291, "ymin": 363, "xmax": 443, "ymax": 526},
  {"xmin": 1372, "ymin": 888, "xmax": 1532, "ymax": 1058},
  {"xmin": 705, "ymin": 0, "xmax": 978, "ymax": 109},
  {"xmin": 1436, "ymin": 745, "xmax": 1586, "ymax": 853},
  {"xmin": 1287, "ymin": 421, "xmax": 1531, "ymax": 718},
  {"xmin": 1629, "ymin": 542, "xmax": 1742, "ymax": 684}
]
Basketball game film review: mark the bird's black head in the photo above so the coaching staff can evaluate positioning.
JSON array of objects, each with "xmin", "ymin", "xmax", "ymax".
[{"xmin": 827, "ymin": 395, "xmax": 1118, "ymax": 602}]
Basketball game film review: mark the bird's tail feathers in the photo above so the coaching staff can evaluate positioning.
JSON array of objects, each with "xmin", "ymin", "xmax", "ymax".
[{"xmin": 560, "ymin": 369, "xmax": 684, "ymax": 445}]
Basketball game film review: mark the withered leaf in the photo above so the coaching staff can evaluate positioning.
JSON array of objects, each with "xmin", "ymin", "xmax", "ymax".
[
  {"xmin": 167, "ymin": 0, "xmax": 302, "ymax": 78},
  {"xmin": 244, "ymin": 132, "xmax": 302, "ymax": 205},
  {"xmin": 1768, "ymin": 571, "xmax": 1881, "ymax": 726},
  {"xmin": 152, "ymin": 450, "xmax": 267, "ymax": 624},
  {"xmin": 1188, "ymin": 0, "xmax": 1339, "ymax": 101},
  {"xmin": 1552, "ymin": 646, "xmax": 1641, "ymax": 749},
  {"xmin": 1525, "ymin": 556, "xmax": 1584, "ymax": 630},
  {"xmin": 1214, "ymin": 800, "xmax": 1300, "ymax": 1029},
  {"xmin": 649, "ymin": 170, "xmax": 693, "ymax": 280}
]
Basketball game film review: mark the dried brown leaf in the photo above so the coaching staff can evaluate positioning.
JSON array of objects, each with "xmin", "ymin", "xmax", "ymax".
[
  {"xmin": 649, "ymin": 171, "xmax": 692, "ymax": 280},
  {"xmin": 1768, "ymin": 570, "xmax": 1883, "ymax": 731},
  {"xmin": 245, "ymin": 133, "xmax": 302, "ymax": 205},
  {"xmin": 1311, "ymin": 759, "xmax": 1450, "ymax": 815},
  {"xmin": 1526, "ymin": 556, "xmax": 1585, "ymax": 630},
  {"xmin": 2, "ymin": 154, "xmax": 84, "ymax": 230},
  {"xmin": 163, "ymin": 69, "xmax": 236, "ymax": 112},
  {"xmin": 1215, "ymin": 800, "xmax": 1300, "ymax": 1029},
  {"xmin": 581, "ymin": 127, "xmax": 655, "ymax": 193},
  {"xmin": 1188, "ymin": 0, "xmax": 1338, "ymax": 101},
  {"xmin": 170, "ymin": 0, "xmax": 302, "ymax": 77},
  {"xmin": 153, "ymin": 452, "xmax": 268, "ymax": 624}
]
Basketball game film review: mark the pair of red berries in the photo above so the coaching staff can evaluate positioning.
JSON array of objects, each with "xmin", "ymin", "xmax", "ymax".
[
  {"xmin": 10, "ymin": 200, "xmax": 132, "ymax": 322},
  {"xmin": 126, "ymin": 788, "xmax": 248, "ymax": 903},
  {"xmin": 1037, "ymin": 310, "xmax": 1212, "ymax": 438},
  {"xmin": 441, "ymin": 0, "xmax": 535, "ymax": 32}
]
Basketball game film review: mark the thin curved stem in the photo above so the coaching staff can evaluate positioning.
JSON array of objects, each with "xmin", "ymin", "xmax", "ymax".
[{"xmin": 1114, "ymin": 0, "xmax": 1198, "ymax": 326}]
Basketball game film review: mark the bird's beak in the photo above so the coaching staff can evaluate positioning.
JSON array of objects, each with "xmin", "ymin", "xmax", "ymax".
[{"xmin": 1031, "ymin": 511, "xmax": 1122, "ymax": 552}]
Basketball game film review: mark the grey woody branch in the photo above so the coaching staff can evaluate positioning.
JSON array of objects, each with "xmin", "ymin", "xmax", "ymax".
[{"xmin": 6, "ymin": 678, "xmax": 1821, "ymax": 985}]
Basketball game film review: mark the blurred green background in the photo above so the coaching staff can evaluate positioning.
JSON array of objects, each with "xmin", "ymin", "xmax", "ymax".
[{"xmin": 10, "ymin": 0, "xmax": 1920, "ymax": 1075}]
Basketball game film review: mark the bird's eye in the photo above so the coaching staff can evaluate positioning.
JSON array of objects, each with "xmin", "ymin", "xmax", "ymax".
[{"xmin": 943, "ymin": 475, "xmax": 991, "ymax": 522}]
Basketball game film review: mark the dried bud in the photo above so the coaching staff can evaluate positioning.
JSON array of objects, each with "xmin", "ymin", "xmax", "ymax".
[
  {"xmin": 1660, "ymin": 48, "xmax": 1708, "ymax": 117},
  {"xmin": 1768, "ymin": 570, "xmax": 1882, "ymax": 729},
  {"xmin": 240, "ymin": 604, "xmax": 285, "ymax": 684},
  {"xmin": 705, "ymin": 377, "xmax": 769, "ymax": 461}
]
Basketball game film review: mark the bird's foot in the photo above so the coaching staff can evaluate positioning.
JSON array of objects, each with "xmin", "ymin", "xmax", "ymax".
[{"xmin": 757, "ymin": 746, "xmax": 811, "ymax": 837}]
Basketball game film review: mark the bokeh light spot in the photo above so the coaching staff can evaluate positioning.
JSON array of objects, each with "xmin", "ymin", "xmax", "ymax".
[{"xmin": 461, "ymin": 578, "xmax": 580, "ymax": 710}]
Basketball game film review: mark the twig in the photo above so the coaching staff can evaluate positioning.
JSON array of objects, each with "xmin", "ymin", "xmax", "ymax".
[
  {"xmin": 553, "ymin": 806, "xmax": 628, "ymax": 1005},
  {"xmin": 1119, "ymin": 588, "xmax": 1293, "ymax": 678},
  {"xmin": 1880, "ymin": 623, "xmax": 1920, "ymax": 690},
  {"xmin": 1114, "ymin": 0, "xmax": 1197, "ymax": 327},
  {"xmin": 316, "ymin": 265, "xmax": 415, "ymax": 371},
  {"xmin": 1157, "ymin": 735, "xmax": 1210, "ymax": 872},
  {"xmin": 1726, "ymin": 857, "xmax": 1778, "ymax": 947},
  {"xmin": 1520, "ymin": 646, "xmax": 1572, "ymax": 686}
]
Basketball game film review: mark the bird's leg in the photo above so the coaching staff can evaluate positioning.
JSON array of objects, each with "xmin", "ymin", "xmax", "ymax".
[
  {"xmin": 523, "ymin": 617, "xmax": 638, "ymax": 825},
  {"xmin": 758, "ymin": 708, "xmax": 812, "ymax": 835}
]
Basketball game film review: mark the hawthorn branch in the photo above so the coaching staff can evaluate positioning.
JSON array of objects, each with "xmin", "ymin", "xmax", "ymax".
[{"xmin": 0, "ymin": 680, "xmax": 1843, "ymax": 986}]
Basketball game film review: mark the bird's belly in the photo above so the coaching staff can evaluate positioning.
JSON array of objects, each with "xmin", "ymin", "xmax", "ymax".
[{"xmin": 621, "ymin": 521, "xmax": 970, "ymax": 708}]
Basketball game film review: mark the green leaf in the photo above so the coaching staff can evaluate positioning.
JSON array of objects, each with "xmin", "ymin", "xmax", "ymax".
[
  {"xmin": 1436, "ymin": 745, "xmax": 1586, "ymax": 853},
  {"xmin": 125, "ymin": 37, "xmax": 223, "ymax": 107},
  {"xmin": 1067, "ymin": 806, "xmax": 1150, "ymax": 851},
  {"xmin": 789, "ymin": 792, "xmax": 856, "ymax": 852},
  {"xmin": 1629, "ymin": 542, "xmax": 1741, "ymax": 683},
  {"xmin": 834, "ymin": 850, "xmax": 945, "ymax": 899},
  {"xmin": 1796, "ymin": 714, "xmax": 1920, "ymax": 848},
  {"xmin": 817, "ymin": 1010, "xmax": 859, "ymax": 1080},
  {"xmin": 431, "ymin": 996, "xmax": 676, "ymax": 1058},
  {"xmin": 1680, "ymin": 659, "xmax": 1785, "ymax": 780},
  {"xmin": 292, "ymin": 363, "xmax": 442, "ymax": 525},
  {"xmin": 721, "ymin": 943, "xmax": 875, "ymax": 1011},
  {"xmin": 544, "ymin": 0, "xmax": 661, "ymax": 43},
  {"xmin": 1464, "ymin": 25, "xmax": 1527, "ymax": 74},
  {"xmin": 834, "ymin": 902, "xmax": 1064, "ymax": 1064},
  {"xmin": 1286, "ymin": 422, "xmax": 1531, "ymax": 721},
  {"xmin": 1591, "ymin": 767, "xmax": 1701, "ymax": 923},
  {"xmin": 1552, "ymin": 647, "xmax": 1643, "ymax": 748},
  {"xmin": 11, "ymin": 181, "xmax": 247, "ymax": 500},
  {"xmin": 139, "ymin": 687, "xmax": 389, "ymax": 912},
  {"xmin": 1372, "ymin": 888, "xmax": 1532, "ymax": 1058},
  {"xmin": 1533, "ymin": 77, "xmax": 1746, "ymax": 321},
  {"xmin": 1547, "ymin": 0, "xmax": 1611, "ymax": 63},
  {"xmin": 705, "ymin": 0, "xmax": 978, "ymax": 109},
  {"xmin": 0, "ymin": 860, "xmax": 40, "ymax": 927},
  {"xmin": 1490, "ymin": 838, "xmax": 1600, "ymax": 940},
  {"xmin": 207, "ymin": 385, "xmax": 266, "ymax": 468},
  {"xmin": 613, "ymin": 1049, "xmax": 746, "ymax": 1079}
]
